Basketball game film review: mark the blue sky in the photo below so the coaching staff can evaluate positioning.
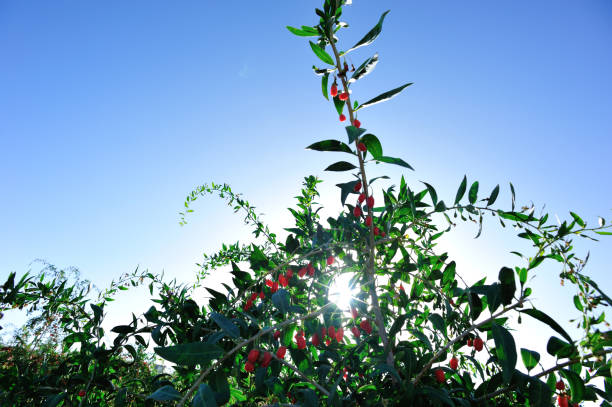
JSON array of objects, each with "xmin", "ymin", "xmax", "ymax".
[{"xmin": 1, "ymin": 0, "xmax": 611, "ymax": 387}]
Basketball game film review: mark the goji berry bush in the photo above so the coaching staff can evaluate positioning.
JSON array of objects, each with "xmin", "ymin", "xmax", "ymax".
[{"xmin": 1, "ymin": 1, "xmax": 612, "ymax": 406}]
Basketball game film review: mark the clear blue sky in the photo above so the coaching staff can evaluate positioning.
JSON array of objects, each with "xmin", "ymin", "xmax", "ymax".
[{"xmin": 1, "ymin": 0, "xmax": 611, "ymax": 384}]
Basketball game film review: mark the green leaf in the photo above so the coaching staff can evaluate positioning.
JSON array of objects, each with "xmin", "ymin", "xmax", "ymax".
[
  {"xmin": 487, "ymin": 184, "xmax": 500, "ymax": 206},
  {"xmin": 346, "ymin": 125, "xmax": 366, "ymax": 144},
  {"xmin": 428, "ymin": 313, "xmax": 447, "ymax": 338},
  {"xmin": 325, "ymin": 161, "xmax": 357, "ymax": 171},
  {"xmin": 573, "ymin": 295, "xmax": 583, "ymax": 312},
  {"xmin": 360, "ymin": 133, "xmax": 382, "ymax": 159},
  {"xmin": 147, "ymin": 385, "xmax": 182, "ymax": 401},
  {"xmin": 560, "ymin": 369, "xmax": 585, "ymax": 403},
  {"xmin": 468, "ymin": 181, "xmax": 479, "ymax": 204},
  {"xmin": 521, "ymin": 309, "xmax": 573, "ymax": 343},
  {"xmin": 114, "ymin": 388, "xmax": 127, "ymax": 407},
  {"xmin": 520, "ymin": 348, "xmax": 540, "ymax": 371},
  {"xmin": 422, "ymin": 182, "xmax": 438, "ymax": 206},
  {"xmin": 347, "ymin": 10, "xmax": 390, "ymax": 53},
  {"xmin": 546, "ymin": 336, "xmax": 575, "ymax": 358},
  {"xmin": 569, "ymin": 212, "xmax": 585, "ymax": 228},
  {"xmin": 349, "ymin": 53, "xmax": 378, "ymax": 83},
  {"xmin": 300, "ymin": 388, "xmax": 319, "ymax": 407},
  {"xmin": 306, "ymin": 139, "xmax": 353, "ymax": 154},
  {"xmin": 333, "ymin": 94, "xmax": 346, "ymax": 116},
  {"xmin": 336, "ymin": 179, "xmax": 360, "ymax": 206},
  {"xmin": 373, "ymin": 363, "xmax": 402, "ymax": 382},
  {"xmin": 455, "ymin": 175, "xmax": 467, "ymax": 204},
  {"xmin": 271, "ymin": 289, "xmax": 290, "ymax": 314},
  {"xmin": 43, "ymin": 393, "xmax": 66, "ymax": 407},
  {"xmin": 322, "ymin": 73, "xmax": 329, "ymax": 100},
  {"xmin": 210, "ymin": 313, "xmax": 239, "ymax": 339},
  {"xmin": 498, "ymin": 267, "xmax": 516, "ymax": 306},
  {"xmin": 192, "ymin": 383, "xmax": 218, "ymax": 407},
  {"xmin": 491, "ymin": 323, "xmax": 517, "ymax": 383},
  {"xmin": 154, "ymin": 342, "xmax": 223, "ymax": 366},
  {"xmin": 286, "ymin": 25, "xmax": 319, "ymax": 37},
  {"xmin": 309, "ymin": 41, "xmax": 334, "ymax": 65},
  {"xmin": 376, "ymin": 155, "xmax": 414, "ymax": 170},
  {"xmin": 357, "ymin": 83, "xmax": 413, "ymax": 110},
  {"xmin": 528, "ymin": 378, "xmax": 553, "ymax": 407}
]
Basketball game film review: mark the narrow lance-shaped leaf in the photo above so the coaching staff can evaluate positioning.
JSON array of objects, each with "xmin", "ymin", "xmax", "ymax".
[
  {"xmin": 322, "ymin": 73, "xmax": 329, "ymax": 100},
  {"xmin": 147, "ymin": 385, "xmax": 182, "ymax": 402},
  {"xmin": 306, "ymin": 139, "xmax": 353, "ymax": 154},
  {"xmin": 468, "ymin": 181, "xmax": 479, "ymax": 204},
  {"xmin": 286, "ymin": 25, "xmax": 319, "ymax": 37},
  {"xmin": 309, "ymin": 41, "xmax": 335, "ymax": 65},
  {"xmin": 376, "ymin": 155, "xmax": 414, "ymax": 170},
  {"xmin": 491, "ymin": 323, "xmax": 517, "ymax": 384},
  {"xmin": 210, "ymin": 312, "xmax": 239, "ymax": 338},
  {"xmin": 349, "ymin": 53, "xmax": 378, "ymax": 83},
  {"xmin": 154, "ymin": 342, "xmax": 223, "ymax": 366},
  {"xmin": 357, "ymin": 83, "xmax": 413, "ymax": 110},
  {"xmin": 487, "ymin": 184, "xmax": 500, "ymax": 206},
  {"xmin": 325, "ymin": 161, "xmax": 357, "ymax": 171},
  {"xmin": 346, "ymin": 10, "xmax": 390, "ymax": 53},
  {"xmin": 520, "ymin": 308, "xmax": 573, "ymax": 343},
  {"xmin": 455, "ymin": 175, "xmax": 467, "ymax": 204},
  {"xmin": 422, "ymin": 181, "xmax": 438, "ymax": 206}
]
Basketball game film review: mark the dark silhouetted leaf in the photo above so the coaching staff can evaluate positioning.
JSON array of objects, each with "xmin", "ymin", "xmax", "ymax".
[
  {"xmin": 376, "ymin": 155, "xmax": 414, "ymax": 170},
  {"xmin": 520, "ymin": 348, "xmax": 540, "ymax": 371},
  {"xmin": 147, "ymin": 385, "xmax": 182, "ymax": 401},
  {"xmin": 210, "ymin": 313, "xmax": 239, "ymax": 339},
  {"xmin": 491, "ymin": 323, "xmax": 517, "ymax": 383},
  {"xmin": 521, "ymin": 309, "xmax": 573, "ymax": 343},
  {"xmin": 325, "ymin": 161, "xmax": 357, "ymax": 171},
  {"xmin": 307, "ymin": 140, "xmax": 353, "ymax": 154},
  {"xmin": 487, "ymin": 184, "xmax": 500, "ymax": 206},
  {"xmin": 154, "ymin": 342, "xmax": 223, "ymax": 366},
  {"xmin": 468, "ymin": 181, "xmax": 479, "ymax": 204},
  {"xmin": 455, "ymin": 176, "xmax": 467, "ymax": 204}
]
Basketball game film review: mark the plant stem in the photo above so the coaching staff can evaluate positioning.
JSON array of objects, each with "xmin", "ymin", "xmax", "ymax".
[{"xmin": 327, "ymin": 26, "xmax": 394, "ymax": 368}]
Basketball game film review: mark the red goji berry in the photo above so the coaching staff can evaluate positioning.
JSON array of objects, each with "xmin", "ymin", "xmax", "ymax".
[
  {"xmin": 365, "ymin": 216, "xmax": 372, "ymax": 227},
  {"xmin": 353, "ymin": 119, "xmax": 361, "ymax": 128},
  {"xmin": 244, "ymin": 361, "xmax": 255, "ymax": 373},
  {"xmin": 354, "ymin": 181, "xmax": 362, "ymax": 192},
  {"xmin": 339, "ymin": 114, "xmax": 346, "ymax": 122},
  {"xmin": 358, "ymin": 193, "xmax": 366, "ymax": 203},
  {"xmin": 449, "ymin": 357, "xmax": 458, "ymax": 370},
  {"xmin": 327, "ymin": 256, "xmax": 335, "ymax": 265},
  {"xmin": 435, "ymin": 368, "xmax": 445, "ymax": 383},
  {"xmin": 366, "ymin": 196, "xmax": 374, "ymax": 208},
  {"xmin": 330, "ymin": 83, "xmax": 338, "ymax": 97},
  {"xmin": 353, "ymin": 206, "xmax": 362, "ymax": 217},
  {"xmin": 276, "ymin": 346, "xmax": 287, "ymax": 359},
  {"xmin": 357, "ymin": 142, "xmax": 366, "ymax": 152},
  {"xmin": 335, "ymin": 327, "xmax": 344, "ymax": 342},
  {"xmin": 261, "ymin": 351, "xmax": 272, "ymax": 367},
  {"xmin": 248, "ymin": 349, "xmax": 260, "ymax": 363}
]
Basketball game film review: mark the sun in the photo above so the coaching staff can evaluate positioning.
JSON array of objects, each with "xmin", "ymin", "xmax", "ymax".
[{"xmin": 328, "ymin": 272, "xmax": 359, "ymax": 312}]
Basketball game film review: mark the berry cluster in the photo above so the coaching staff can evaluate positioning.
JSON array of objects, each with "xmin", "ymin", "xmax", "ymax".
[
  {"xmin": 244, "ymin": 345, "xmax": 287, "ymax": 373},
  {"xmin": 467, "ymin": 336, "xmax": 484, "ymax": 351}
]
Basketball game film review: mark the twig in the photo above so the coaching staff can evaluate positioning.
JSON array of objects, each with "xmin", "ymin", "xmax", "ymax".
[
  {"xmin": 474, "ymin": 348, "xmax": 612, "ymax": 402},
  {"xmin": 177, "ymin": 302, "xmax": 335, "ymax": 406},
  {"xmin": 412, "ymin": 297, "xmax": 526, "ymax": 385}
]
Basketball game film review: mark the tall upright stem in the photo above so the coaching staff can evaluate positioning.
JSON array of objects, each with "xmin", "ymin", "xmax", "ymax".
[{"xmin": 327, "ymin": 32, "xmax": 393, "ymax": 366}]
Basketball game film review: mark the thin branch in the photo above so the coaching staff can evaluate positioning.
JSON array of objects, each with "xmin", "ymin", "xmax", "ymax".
[
  {"xmin": 177, "ymin": 302, "xmax": 335, "ymax": 406},
  {"xmin": 412, "ymin": 297, "xmax": 526, "ymax": 385},
  {"xmin": 274, "ymin": 354, "xmax": 330, "ymax": 396},
  {"xmin": 474, "ymin": 348, "xmax": 612, "ymax": 402}
]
